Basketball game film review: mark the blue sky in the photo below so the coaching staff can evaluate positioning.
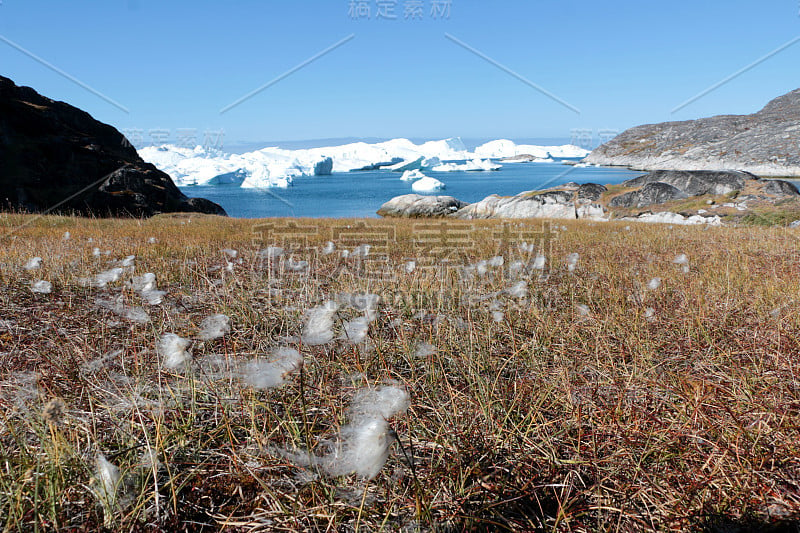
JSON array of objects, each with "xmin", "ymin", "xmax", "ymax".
[{"xmin": 1, "ymin": 1, "xmax": 799, "ymax": 148}]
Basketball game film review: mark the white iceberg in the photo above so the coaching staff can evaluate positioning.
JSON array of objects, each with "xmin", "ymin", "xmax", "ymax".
[
  {"xmin": 139, "ymin": 137, "xmax": 588, "ymax": 189},
  {"xmin": 432, "ymin": 159, "xmax": 501, "ymax": 172},
  {"xmin": 411, "ymin": 176, "xmax": 446, "ymax": 192},
  {"xmin": 474, "ymin": 139, "xmax": 589, "ymax": 159},
  {"xmin": 400, "ymin": 169, "xmax": 426, "ymax": 181},
  {"xmin": 386, "ymin": 156, "xmax": 424, "ymax": 172}
]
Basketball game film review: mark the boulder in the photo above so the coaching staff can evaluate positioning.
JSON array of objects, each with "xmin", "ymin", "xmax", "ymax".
[
  {"xmin": 622, "ymin": 170, "xmax": 752, "ymax": 196},
  {"xmin": 609, "ymin": 182, "xmax": 688, "ymax": 208},
  {"xmin": 0, "ymin": 75, "xmax": 225, "ymax": 217},
  {"xmin": 577, "ymin": 183, "xmax": 607, "ymax": 202},
  {"xmin": 762, "ymin": 179, "xmax": 800, "ymax": 197},
  {"xmin": 376, "ymin": 194, "xmax": 468, "ymax": 217},
  {"xmin": 621, "ymin": 212, "xmax": 723, "ymax": 226},
  {"xmin": 584, "ymin": 88, "xmax": 800, "ymax": 177},
  {"xmin": 378, "ymin": 187, "xmax": 611, "ymax": 221},
  {"xmin": 453, "ymin": 190, "xmax": 576, "ymax": 220}
]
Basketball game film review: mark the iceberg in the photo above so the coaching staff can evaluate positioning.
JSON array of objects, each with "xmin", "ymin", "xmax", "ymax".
[
  {"xmin": 386, "ymin": 156, "xmax": 424, "ymax": 172},
  {"xmin": 432, "ymin": 159, "xmax": 501, "ymax": 172},
  {"xmin": 474, "ymin": 140, "xmax": 589, "ymax": 159},
  {"xmin": 411, "ymin": 175, "xmax": 446, "ymax": 192},
  {"xmin": 400, "ymin": 169, "xmax": 426, "ymax": 181},
  {"xmin": 138, "ymin": 137, "xmax": 588, "ymax": 189},
  {"xmin": 502, "ymin": 155, "xmax": 554, "ymax": 163}
]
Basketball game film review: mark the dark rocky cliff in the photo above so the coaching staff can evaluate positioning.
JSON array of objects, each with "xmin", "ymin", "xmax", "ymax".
[{"xmin": 0, "ymin": 75, "xmax": 226, "ymax": 217}]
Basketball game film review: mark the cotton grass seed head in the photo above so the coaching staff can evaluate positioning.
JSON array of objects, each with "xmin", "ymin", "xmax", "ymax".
[
  {"xmin": 198, "ymin": 314, "xmax": 231, "ymax": 341},
  {"xmin": 287, "ymin": 258, "xmax": 309, "ymax": 272},
  {"xmin": 342, "ymin": 317, "xmax": 370, "ymax": 344},
  {"xmin": 24, "ymin": 257, "xmax": 42, "ymax": 270},
  {"xmin": 506, "ymin": 280, "xmax": 528, "ymax": 299},
  {"xmin": 488, "ymin": 256, "xmax": 504, "ymax": 267},
  {"xmin": 31, "ymin": 280, "xmax": 52, "ymax": 294},
  {"xmin": 301, "ymin": 301, "xmax": 339, "ymax": 346},
  {"xmin": 241, "ymin": 347, "xmax": 303, "ymax": 390},
  {"xmin": 158, "ymin": 333, "xmax": 192, "ymax": 370},
  {"xmin": 414, "ymin": 342, "xmax": 436, "ymax": 358},
  {"xmin": 566, "ymin": 253, "xmax": 579, "ymax": 272},
  {"xmin": 349, "ymin": 385, "xmax": 410, "ymax": 421},
  {"xmin": 323, "ymin": 418, "xmax": 397, "ymax": 480}
]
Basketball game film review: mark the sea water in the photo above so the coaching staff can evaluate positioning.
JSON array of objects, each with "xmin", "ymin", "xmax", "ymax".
[{"xmin": 179, "ymin": 161, "xmax": 641, "ymax": 218}]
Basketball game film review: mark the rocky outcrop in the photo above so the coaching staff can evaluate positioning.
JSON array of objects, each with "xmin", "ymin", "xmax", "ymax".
[
  {"xmin": 0, "ymin": 75, "xmax": 226, "ymax": 217},
  {"xmin": 610, "ymin": 170, "xmax": 800, "ymax": 207},
  {"xmin": 622, "ymin": 170, "xmax": 752, "ymax": 196},
  {"xmin": 609, "ymin": 182, "xmax": 688, "ymax": 208},
  {"xmin": 454, "ymin": 190, "xmax": 578, "ymax": 220},
  {"xmin": 378, "ymin": 185, "xmax": 610, "ymax": 221},
  {"xmin": 763, "ymin": 179, "xmax": 800, "ymax": 197},
  {"xmin": 376, "ymin": 194, "xmax": 468, "ymax": 217},
  {"xmin": 377, "ymin": 169, "xmax": 800, "ymax": 224},
  {"xmin": 576, "ymin": 183, "xmax": 607, "ymax": 202},
  {"xmin": 584, "ymin": 88, "xmax": 800, "ymax": 177},
  {"xmin": 621, "ymin": 212, "xmax": 723, "ymax": 226}
]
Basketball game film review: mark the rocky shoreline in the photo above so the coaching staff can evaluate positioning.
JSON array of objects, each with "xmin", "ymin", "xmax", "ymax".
[{"xmin": 378, "ymin": 170, "xmax": 800, "ymax": 226}]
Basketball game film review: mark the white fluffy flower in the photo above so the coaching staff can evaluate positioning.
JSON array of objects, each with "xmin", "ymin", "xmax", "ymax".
[
  {"xmin": 301, "ymin": 301, "xmax": 339, "ymax": 346},
  {"xmin": 342, "ymin": 317, "xmax": 370, "ymax": 344},
  {"xmin": 566, "ymin": 253, "xmax": 579, "ymax": 272},
  {"xmin": 95, "ymin": 454, "xmax": 122, "ymax": 507},
  {"xmin": 506, "ymin": 281, "xmax": 528, "ymax": 299},
  {"xmin": 241, "ymin": 347, "xmax": 303, "ymax": 389},
  {"xmin": 31, "ymin": 280, "xmax": 52, "ymax": 294},
  {"xmin": 198, "ymin": 314, "xmax": 230, "ymax": 341},
  {"xmin": 158, "ymin": 333, "xmax": 192, "ymax": 369},
  {"xmin": 24, "ymin": 257, "xmax": 42, "ymax": 271},
  {"xmin": 673, "ymin": 254, "xmax": 689, "ymax": 266}
]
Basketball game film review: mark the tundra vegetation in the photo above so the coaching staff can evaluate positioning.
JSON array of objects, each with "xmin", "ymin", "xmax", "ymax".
[{"xmin": 0, "ymin": 213, "xmax": 798, "ymax": 532}]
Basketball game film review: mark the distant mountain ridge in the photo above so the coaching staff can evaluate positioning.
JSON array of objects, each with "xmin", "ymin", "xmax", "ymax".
[{"xmin": 584, "ymin": 89, "xmax": 800, "ymax": 177}]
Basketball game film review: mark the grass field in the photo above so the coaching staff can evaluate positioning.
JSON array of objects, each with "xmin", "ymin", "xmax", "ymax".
[{"xmin": 0, "ymin": 213, "xmax": 799, "ymax": 532}]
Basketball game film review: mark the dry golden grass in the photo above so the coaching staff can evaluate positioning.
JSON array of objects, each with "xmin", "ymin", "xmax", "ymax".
[{"xmin": 0, "ymin": 213, "xmax": 799, "ymax": 532}]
